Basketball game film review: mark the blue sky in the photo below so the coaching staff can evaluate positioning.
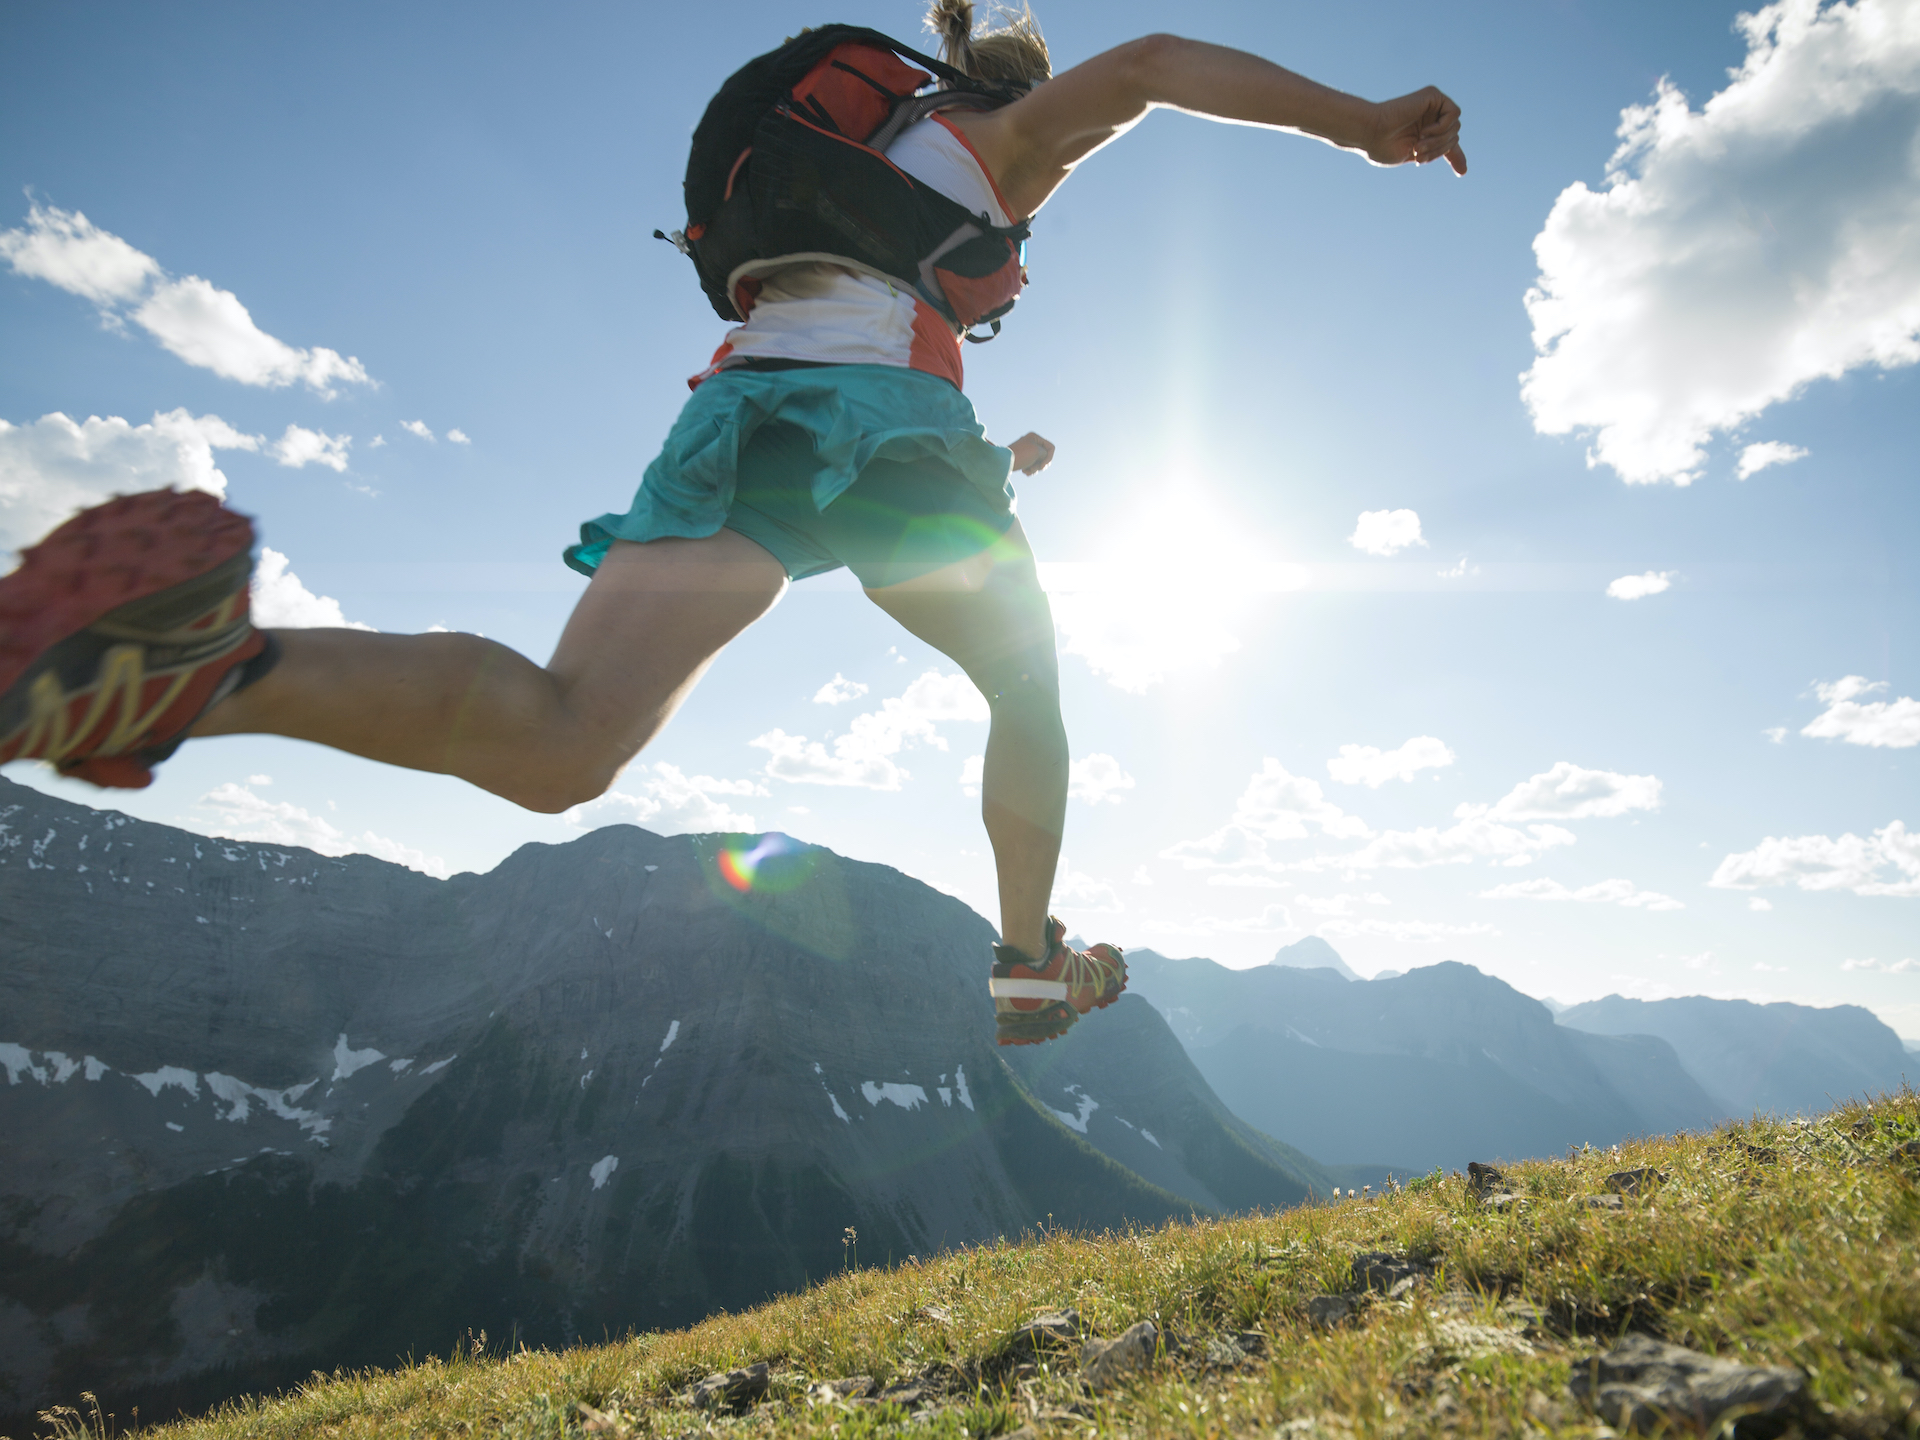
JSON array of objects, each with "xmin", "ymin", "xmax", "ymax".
[{"xmin": 4, "ymin": 0, "xmax": 1916, "ymax": 1033}]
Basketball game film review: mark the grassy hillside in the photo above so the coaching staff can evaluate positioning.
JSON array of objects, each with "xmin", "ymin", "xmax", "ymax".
[{"xmin": 26, "ymin": 1092, "xmax": 1920, "ymax": 1439}]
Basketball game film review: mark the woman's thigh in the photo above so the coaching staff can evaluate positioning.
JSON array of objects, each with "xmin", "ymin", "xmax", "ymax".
[
  {"xmin": 546, "ymin": 530, "xmax": 789, "ymax": 771},
  {"xmin": 860, "ymin": 518, "xmax": 1059, "ymax": 702}
]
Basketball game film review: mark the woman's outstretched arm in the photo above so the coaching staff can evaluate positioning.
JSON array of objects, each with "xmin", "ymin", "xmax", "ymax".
[{"xmin": 953, "ymin": 33, "xmax": 1466, "ymax": 219}]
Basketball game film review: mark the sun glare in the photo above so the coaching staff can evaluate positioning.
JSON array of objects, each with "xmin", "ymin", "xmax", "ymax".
[{"xmin": 1041, "ymin": 486, "xmax": 1307, "ymax": 693}]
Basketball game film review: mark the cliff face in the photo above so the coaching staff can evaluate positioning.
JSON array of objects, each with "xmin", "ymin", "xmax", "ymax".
[{"xmin": 0, "ymin": 778, "xmax": 1205, "ymax": 1422}]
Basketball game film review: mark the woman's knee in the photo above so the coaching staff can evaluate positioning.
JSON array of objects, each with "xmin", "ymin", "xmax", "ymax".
[{"xmin": 497, "ymin": 754, "xmax": 623, "ymax": 814}]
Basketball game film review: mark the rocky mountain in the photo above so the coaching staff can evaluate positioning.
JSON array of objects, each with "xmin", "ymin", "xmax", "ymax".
[
  {"xmin": 1000, "ymin": 995, "xmax": 1334, "ymax": 1211},
  {"xmin": 0, "ymin": 776, "xmax": 1279, "ymax": 1425},
  {"xmin": 1125, "ymin": 950, "xmax": 1720, "ymax": 1173},
  {"xmin": 1556, "ymin": 994, "xmax": 1910, "ymax": 1118},
  {"xmin": 1269, "ymin": 936, "xmax": 1361, "ymax": 981}
]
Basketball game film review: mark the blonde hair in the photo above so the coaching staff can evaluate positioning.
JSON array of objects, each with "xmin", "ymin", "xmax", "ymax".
[{"xmin": 924, "ymin": 0, "xmax": 1051, "ymax": 87}]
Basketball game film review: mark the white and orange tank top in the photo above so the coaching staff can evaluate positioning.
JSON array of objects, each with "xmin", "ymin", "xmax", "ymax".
[{"xmin": 692, "ymin": 113, "xmax": 1019, "ymax": 392}]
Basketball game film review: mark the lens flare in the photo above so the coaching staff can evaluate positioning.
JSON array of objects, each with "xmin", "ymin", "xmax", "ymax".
[{"xmin": 714, "ymin": 833, "xmax": 812, "ymax": 894}]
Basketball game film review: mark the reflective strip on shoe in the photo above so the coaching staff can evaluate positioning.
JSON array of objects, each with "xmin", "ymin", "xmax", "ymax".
[{"xmin": 989, "ymin": 976, "xmax": 1070, "ymax": 1001}]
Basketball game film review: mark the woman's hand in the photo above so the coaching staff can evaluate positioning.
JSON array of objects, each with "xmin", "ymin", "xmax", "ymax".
[
  {"xmin": 1366, "ymin": 86, "xmax": 1467, "ymax": 174},
  {"xmin": 1007, "ymin": 432, "xmax": 1057, "ymax": 475}
]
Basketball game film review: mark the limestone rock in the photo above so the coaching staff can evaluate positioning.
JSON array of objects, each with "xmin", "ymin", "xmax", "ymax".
[
  {"xmin": 1605, "ymin": 1167, "xmax": 1667, "ymax": 1196},
  {"xmin": 1080, "ymin": 1319, "xmax": 1158, "ymax": 1391},
  {"xmin": 1305, "ymin": 1295, "xmax": 1352, "ymax": 1326},
  {"xmin": 1351, "ymin": 1251, "xmax": 1430, "ymax": 1294},
  {"xmin": 807, "ymin": 1376, "xmax": 873, "ymax": 1403},
  {"xmin": 1466, "ymin": 1162, "xmax": 1514, "ymax": 1200},
  {"xmin": 1568, "ymin": 1333, "xmax": 1802, "ymax": 1433},
  {"xmin": 692, "ymin": 1362, "xmax": 769, "ymax": 1411},
  {"xmin": 1004, "ymin": 1309, "xmax": 1082, "ymax": 1360}
]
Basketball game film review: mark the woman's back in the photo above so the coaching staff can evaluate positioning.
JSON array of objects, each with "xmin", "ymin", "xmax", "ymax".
[{"xmin": 697, "ymin": 114, "xmax": 1017, "ymax": 391}]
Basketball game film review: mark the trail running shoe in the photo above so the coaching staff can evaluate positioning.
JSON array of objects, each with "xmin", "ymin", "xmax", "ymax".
[
  {"xmin": 0, "ymin": 489, "xmax": 276, "ymax": 790},
  {"xmin": 991, "ymin": 915, "xmax": 1128, "ymax": 1047}
]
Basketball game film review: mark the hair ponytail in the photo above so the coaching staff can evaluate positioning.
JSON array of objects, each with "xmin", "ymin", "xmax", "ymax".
[{"xmin": 923, "ymin": 0, "xmax": 1050, "ymax": 87}]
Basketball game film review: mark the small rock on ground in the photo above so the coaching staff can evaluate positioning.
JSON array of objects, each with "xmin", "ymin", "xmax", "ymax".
[
  {"xmin": 691, "ymin": 1362, "xmax": 769, "ymax": 1411},
  {"xmin": 1568, "ymin": 1333, "xmax": 1803, "ymax": 1433},
  {"xmin": 1004, "ymin": 1309, "xmax": 1082, "ymax": 1360},
  {"xmin": 1351, "ymin": 1251, "xmax": 1431, "ymax": 1294},
  {"xmin": 1466, "ymin": 1162, "xmax": 1512, "ymax": 1199},
  {"xmin": 806, "ymin": 1376, "xmax": 873, "ymax": 1404},
  {"xmin": 1604, "ymin": 1167, "xmax": 1667, "ymax": 1196},
  {"xmin": 1306, "ymin": 1295, "xmax": 1353, "ymax": 1326},
  {"xmin": 1081, "ymin": 1319, "xmax": 1159, "ymax": 1392},
  {"xmin": 1585, "ymin": 1193, "xmax": 1625, "ymax": 1211}
]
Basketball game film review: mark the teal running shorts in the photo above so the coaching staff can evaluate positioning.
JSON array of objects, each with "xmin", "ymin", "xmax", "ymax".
[{"xmin": 565, "ymin": 364, "xmax": 1019, "ymax": 588}]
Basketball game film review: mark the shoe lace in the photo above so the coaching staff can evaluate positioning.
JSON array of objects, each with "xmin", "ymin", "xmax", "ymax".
[{"xmin": 1054, "ymin": 941, "xmax": 1120, "ymax": 995}]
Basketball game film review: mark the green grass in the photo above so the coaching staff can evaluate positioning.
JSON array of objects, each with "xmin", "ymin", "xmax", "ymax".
[{"xmin": 25, "ymin": 1093, "xmax": 1920, "ymax": 1439}]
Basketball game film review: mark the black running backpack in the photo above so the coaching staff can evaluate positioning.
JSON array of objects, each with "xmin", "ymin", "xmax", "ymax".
[{"xmin": 659, "ymin": 24, "xmax": 1031, "ymax": 341}]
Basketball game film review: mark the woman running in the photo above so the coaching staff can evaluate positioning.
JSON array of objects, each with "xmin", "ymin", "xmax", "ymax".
[{"xmin": 0, "ymin": 2, "xmax": 1464, "ymax": 1046}]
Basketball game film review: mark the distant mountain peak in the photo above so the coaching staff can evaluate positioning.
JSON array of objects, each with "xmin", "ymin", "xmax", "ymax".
[{"xmin": 1270, "ymin": 935, "xmax": 1360, "ymax": 981}]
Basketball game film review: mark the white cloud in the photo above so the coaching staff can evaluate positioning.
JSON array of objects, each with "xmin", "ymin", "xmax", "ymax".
[
  {"xmin": 1348, "ymin": 509, "xmax": 1427, "ymax": 556},
  {"xmin": 1162, "ymin": 759, "xmax": 1370, "ymax": 869},
  {"xmin": 1712, "ymin": 819, "xmax": 1920, "ymax": 897},
  {"xmin": 1801, "ymin": 675, "xmax": 1920, "ymax": 748},
  {"xmin": 1295, "ymin": 813, "xmax": 1578, "ymax": 873},
  {"xmin": 0, "ymin": 200, "xmax": 158, "ymax": 302},
  {"xmin": 1292, "ymin": 891, "xmax": 1391, "ymax": 915},
  {"xmin": 1068, "ymin": 752, "xmax": 1135, "ymax": 805},
  {"xmin": 189, "ymin": 780, "xmax": 448, "ymax": 878},
  {"xmin": 268, "ymin": 424, "xmax": 351, "ymax": 472},
  {"xmin": 1481, "ymin": 876, "xmax": 1685, "ymax": 910},
  {"xmin": 1485, "ymin": 761, "xmax": 1662, "ymax": 820},
  {"xmin": 251, "ymin": 548, "xmax": 375, "ymax": 630},
  {"xmin": 1139, "ymin": 904, "xmax": 1296, "ymax": 937},
  {"xmin": 133, "ymin": 277, "xmax": 370, "ymax": 394},
  {"xmin": 1326, "ymin": 735, "xmax": 1455, "ymax": 787},
  {"xmin": 0, "ymin": 408, "xmax": 260, "ymax": 557},
  {"xmin": 1520, "ymin": 0, "xmax": 1920, "ymax": 484},
  {"xmin": 1843, "ymin": 956, "xmax": 1920, "ymax": 972},
  {"xmin": 1051, "ymin": 856, "xmax": 1123, "ymax": 913},
  {"xmin": 401, "ymin": 420, "xmax": 435, "ymax": 442},
  {"xmin": 1167, "ymin": 757, "xmax": 1586, "ymax": 874},
  {"xmin": 0, "ymin": 204, "xmax": 370, "ymax": 396},
  {"xmin": 1207, "ymin": 872, "xmax": 1285, "ymax": 888},
  {"xmin": 813, "ymin": 673, "xmax": 869, "ymax": 705},
  {"xmin": 959, "ymin": 753, "xmax": 984, "ymax": 797},
  {"xmin": 1607, "ymin": 571, "xmax": 1673, "ymax": 600},
  {"xmin": 1763, "ymin": 726, "xmax": 1789, "ymax": 744},
  {"xmin": 446, "ymin": 428, "xmax": 471, "ymax": 445},
  {"xmin": 566, "ymin": 762, "xmax": 764, "ymax": 834},
  {"xmin": 1737, "ymin": 441, "xmax": 1808, "ymax": 478},
  {"xmin": 751, "ymin": 669, "xmax": 986, "ymax": 789},
  {"xmin": 1317, "ymin": 917, "xmax": 1498, "ymax": 944},
  {"xmin": 1437, "ymin": 555, "xmax": 1478, "ymax": 579},
  {"xmin": 368, "ymin": 434, "xmax": 387, "ymax": 449},
  {"xmin": 1131, "ymin": 865, "xmax": 1154, "ymax": 887}
]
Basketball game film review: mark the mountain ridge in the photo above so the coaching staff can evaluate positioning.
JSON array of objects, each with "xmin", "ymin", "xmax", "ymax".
[{"xmin": 0, "ymin": 775, "xmax": 1311, "ymax": 1423}]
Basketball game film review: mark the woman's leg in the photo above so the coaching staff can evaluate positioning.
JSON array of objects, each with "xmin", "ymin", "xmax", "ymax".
[
  {"xmin": 861, "ymin": 519, "xmax": 1065, "ymax": 960},
  {"xmin": 193, "ymin": 531, "xmax": 788, "ymax": 812}
]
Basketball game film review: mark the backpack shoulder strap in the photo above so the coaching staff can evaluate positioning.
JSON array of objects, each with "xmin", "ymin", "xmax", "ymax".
[{"xmin": 866, "ymin": 89, "xmax": 1003, "ymax": 153}]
